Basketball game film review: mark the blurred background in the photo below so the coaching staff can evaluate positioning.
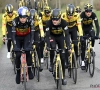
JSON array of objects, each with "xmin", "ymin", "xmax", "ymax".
[{"xmin": 0, "ymin": 0, "xmax": 100, "ymax": 13}]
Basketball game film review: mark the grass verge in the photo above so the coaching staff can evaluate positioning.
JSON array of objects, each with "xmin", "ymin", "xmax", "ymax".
[{"xmin": 0, "ymin": 14, "xmax": 2, "ymax": 48}]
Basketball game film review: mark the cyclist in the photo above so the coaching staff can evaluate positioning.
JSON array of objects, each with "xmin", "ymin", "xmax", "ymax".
[
  {"xmin": 45, "ymin": 8, "xmax": 71, "ymax": 85},
  {"xmin": 2, "ymin": 4, "xmax": 18, "ymax": 58},
  {"xmin": 39, "ymin": 6, "xmax": 51, "ymax": 63},
  {"xmin": 12, "ymin": 6, "xmax": 34, "ymax": 84},
  {"xmin": 75, "ymin": 6, "xmax": 81, "ymax": 15},
  {"xmin": 80, "ymin": 3, "xmax": 99, "ymax": 70},
  {"xmin": 25, "ymin": 0, "xmax": 32, "ymax": 11},
  {"xmin": 61, "ymin": 4, "xmax": 83, "ymax": 67},
  {"xmin": 30, "ymin": 9, "xmax": 44, "ymax": 71},
  {"xmin": 18, "ymin": 0, "xmax": 26, "ymax": 8}
]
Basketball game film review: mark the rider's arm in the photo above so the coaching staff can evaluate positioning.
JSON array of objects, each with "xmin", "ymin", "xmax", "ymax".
[
  {"xmin": 93, "ymin": 13, "xmax": 99, "ymax": 36},
  {"xmin": 2, "ymin": 14, "xmax": 6, "ymax": 37},
  {"xmin": 62, "ymin": 20, "xmax": 70, "ymax": 49},
  {"xmin": 45, "ymin": 20, "xmax": 50, "ymax": 48},
  {"xmin": 61, "ymin": 13, "xmax": 66, "ymax": 20},
  {"xmin": 38, "ymin": 16, "xmax": 44, "ymax": 37},
  {"xmin": 39, "ymin": 12, "xmax": 42, "ymax": 18},
  {"xmin": 77, "ymin": 15, "xmax": 83, "ymax": 36}
]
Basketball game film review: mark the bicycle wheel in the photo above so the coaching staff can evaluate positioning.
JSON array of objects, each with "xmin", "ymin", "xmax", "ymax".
[
  {"xmin": 35, "ymin": 51, "xmax": 40, "ymax": 82},
  {"xmin": 56, "ymin": 60, "xmax": 62, "ymax": 90},
  {"xmin": 23, "ymin": 66, "xmax": 27, "ymax": 90},
  {"xmin": 32, "ymin": 52, "xmax": 36, "ymax": 76},
  {"xmin": 68, "ymin": 67, "xmax": 71, "ymax": 78},
  {"xmin": 78, "ymin": 43, "xmax": 81, "ymax": 67},
  {"xmin": 89, "ymin": 48, "xmax": 95, "ymax": 77},
  {"xmin": 68, "ymin": 56, "xmax": 71, "ymax": 78},
  {"xmin": 72, "ymin": 52, "xmax": 77, "ymax": 84},
  {"xmin": 85, "ymin": 59, "xmax": 88, "ymax": 72},
  {"xmin": 44, "ymin": 52, "xmax": 49, "ymax": 69}
]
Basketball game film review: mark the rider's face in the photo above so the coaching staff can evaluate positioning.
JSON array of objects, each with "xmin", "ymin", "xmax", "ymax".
[
  {"xmin": 68, "ymin": 15, "xmax": 73, "ymax": 19},
  {"xmin": 85, "ymin": 11, "xmax": 92, "ymax": 17},
  {"xmin": 19, "ymin": 17, "xmax": 27, "ymax": 23},
  {"xmin": 52, "ymin": 18, "xmax": 61, "ymax": 25},
  {"xmin": 8, "ymin": 12, "xmax": 13, "ymax": 17},
  {"xmin": 45, "ymin": 13, "xmax": 50, "ymax": 16}
]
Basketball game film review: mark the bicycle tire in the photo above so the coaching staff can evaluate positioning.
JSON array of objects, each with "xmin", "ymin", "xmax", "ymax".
[
  {"xmin": 56, "ymin": 60, "xmax": 62, "ymax": 90},
  {"xmin": 35, "ymin": 51, "xmax": 40, "ymax": 82},
  {"xmin": 68, "ymin": 68, "xmax": 71, "ymax": 78},
  {"xmin": 78, "ymin": 43, "xmax": 81, "ymax": 67},
  {"xmin": 44, "ymin": 52, "xmax": 49, "ymax": 69},
  {"xmin": 85, "ymin": 59, "xmax": 88, "ymax": 72},
  {"xmin": 89, "ymin": 48, "xmax": 95, "ymax": 77},
  {"xmin": 68, "ymin": 56, "xmax": 71, "ymax": 78},
  {"xmin": 32, "ymin": 52, "xmax": 36, "ymax": 76},
  {"xmin": 23, "ymin": 66, "xmax": 27, "ymax": 90},
  {"xmin": 72, "ymin": 52, "xmax": 77, "ymax": 84}
]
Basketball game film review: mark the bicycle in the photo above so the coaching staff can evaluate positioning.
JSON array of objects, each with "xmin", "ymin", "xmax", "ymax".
[
  {"xmin": 48, "ymin": 47, "xmax": 63, "ymax": 90},
  {"xmin": 15, "ymin": 49, "xmax": 33, "ymax": 90},
  {"xmin": 83, "ymin": 35, "xmax": 98, "ymax": 77},
  {"xmin": 68, "ymin": 40, "xmax": 77, "ymax": 84},
  {"xmin": 32, "ymin": 41, "xmax": 40, "ymax": 82}
]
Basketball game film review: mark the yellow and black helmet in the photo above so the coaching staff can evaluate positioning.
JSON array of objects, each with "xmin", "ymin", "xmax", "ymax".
[
  {"xmin": 66, "ymin": 4, "xmax": 75, "ymax": 16},
  {"xmin": 30, "ymin": 9, "xmax": 38, "ymax": 19},
  {"xmin": 75, "ymin": 6, "xmax": 81, "ymax": 13},
  {"xmin": 5, "ymin": 4, "xmax": 13, "ymax": 13},
  {"xmin": 51, "ymin": 8, "xmax": 61, "ymax": 20},
  {"xmin": 44, "ymin": 6, "xmax": 51, "ymax": 14},
  {"xmin": 84, "ymin": 3, "xmax": 93, "ymax": 11}
]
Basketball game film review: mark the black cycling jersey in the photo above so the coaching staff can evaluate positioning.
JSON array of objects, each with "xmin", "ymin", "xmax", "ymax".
[
  {"xmin": 80, "ymin": 11, "xmax": 99, "ymax": 36},
  {"xmin": 12, "ymin": 16, "xmax": 34, "ymax": 45},
  {"xmin": 45, "ymin": 18, "xmax": 70, "ymax": 49}
]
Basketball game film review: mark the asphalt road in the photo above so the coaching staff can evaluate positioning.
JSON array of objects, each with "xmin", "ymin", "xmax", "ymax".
[{"xmin": 0, "ymin": 40, "xmax": 100, "ymax": 90}]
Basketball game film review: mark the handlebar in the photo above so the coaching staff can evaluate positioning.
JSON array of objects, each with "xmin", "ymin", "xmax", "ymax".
[
  {"xmin": 12, "ymin": 49, "xmax": 34, "ymax": 52},
  {"xmin": 83, "ymin": 36, "xmax": 100, "ymax": 40}
]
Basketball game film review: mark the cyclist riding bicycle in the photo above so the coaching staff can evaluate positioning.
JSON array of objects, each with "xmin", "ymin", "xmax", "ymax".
[
  {"xmin": 45, "ymin": 8, "xmax": 71, "ymax": 85},
  {"xmin": 75, "ymin": 6, "xmax": 81, "ymax": 14},
  {"xmin": 30, "ymin": 9, "xmax": 44, "ymax": 71},
  {"xmin": 80, "ymin": 3, "xmax": 99, "ymax": 70},
  {"xmin": 12, "ymin": 6, "xmax": 34, "ymax": 84},
  {"xmin": 61, "ymin": 4, "xmax": 83, "ymax": 67},
  {"xmin": 2, "ymin": 4, "xmax": 18, "ymax": 58},
  {"xmin": 39, "ymin": 6, "xmax": 51, "ymax": 63}
]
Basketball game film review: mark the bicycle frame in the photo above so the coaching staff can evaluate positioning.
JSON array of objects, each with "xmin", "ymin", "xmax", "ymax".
[
  {"xmin": 85, "ymin": 38, "xmax": 92, "ymax": 63},
  {"xmin": 69, "ymin": 44, "xmax": 75, "ymax": 68},
  {"xmin": 53, "ymin": 50, "xmax": 63, "ymax": 80},
  {"xmin": 21, "ymin": 52, "xmax": 29, "ymax": 82}
]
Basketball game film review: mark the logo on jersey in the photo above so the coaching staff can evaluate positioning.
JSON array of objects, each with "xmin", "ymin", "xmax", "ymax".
[
  {"xmin": 46, "ymin": 27, "xmax": 49, "ymax": 31},
  {"xmin": 64, "ymin": 26, "xmax": 68, "ymax": 30}
]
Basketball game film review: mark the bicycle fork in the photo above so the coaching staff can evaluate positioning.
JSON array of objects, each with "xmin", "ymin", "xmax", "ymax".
[{"xmin": 55, "ymin": 55, "xmax": 63, "ymax": 80}]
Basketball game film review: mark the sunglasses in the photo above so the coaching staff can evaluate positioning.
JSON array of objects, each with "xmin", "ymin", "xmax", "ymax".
[
  {"xmin": 19, "ymin": 15, "xmax": 27, "ymax": 18},
  {"xmin": 85, "ymin": 10, "xmax": 92, "ymax": 12},
  {"xmin": 7, "ymin": 12, "xmax": 13, "ymax": 14},
  {"xmin": 52, "ymin": 18, "xmax": 60, "ymax": 21}
]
